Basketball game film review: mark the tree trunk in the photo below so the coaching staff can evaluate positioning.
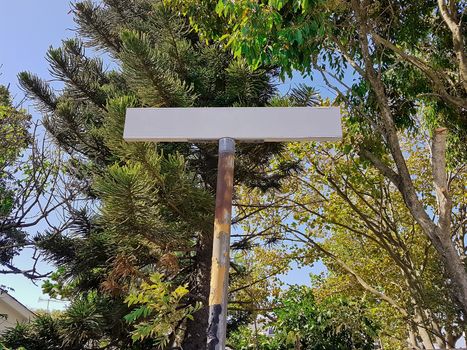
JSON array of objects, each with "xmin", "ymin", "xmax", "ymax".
[
  {"xmin": 417, "ymin": 327, "xmax": 434, "ymax": 350},
  {"xmin": 182, "ymin": 232, "xmax": 213, "ymax": 349},
  {"xmin": 430, "ymin": 128, "xmax": 467, "ymax": 313},
  {"xmin": 407, "ymin": 328, "xmax": 422, "ymax": 350},
  {"xmin": 437, "ymin": 0, "xmax": 467, "ymax": 93},
  {"xmin": 413, "ymin": 309, "xmax": 435, "ymax": 350},
  {"xmin": 446, "ymin": 331, "xmax": 461, "ymax": 349},
  {"xmin": 430, "ymin": 319, "xmax": 446, "ymax": 349},
  {"xmin": 352, "ymin": 2, "xmax": 467, "ymax": 316}
]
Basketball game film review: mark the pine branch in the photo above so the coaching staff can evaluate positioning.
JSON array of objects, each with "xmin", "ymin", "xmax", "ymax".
[
  {"xmin": 73, "ymin": 1, "xmax": 122, "ymax": 54},
  {"xmin": 18, "ymin": 72, "xmax": 57, "ymax": 113},
  {"xmin": 120, "ymin": 30, "xmax": 196, "ymax": 107},
  {"xmin": 46, "ymin": 42, "xmax": 108, "ymax": 108}
]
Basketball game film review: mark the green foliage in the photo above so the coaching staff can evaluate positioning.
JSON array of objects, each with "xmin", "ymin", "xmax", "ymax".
[
  {"xmin": 173, "ymin": 0, "xmax": 467, "ymax": 337},
  {"xmin": 0, "ymin": 87, "xmax": 31, "ymax": 177},
  {"xmin": 228, "ymin": 286, "xmax": 378, "ymax": 350},
  {"xmin": 229, "ymin": 326, "xmax": 279, "ymax": 350},
  {"xmin": 0, "ymin": 86, "xmax": 31, "ymax": 265},
  {"xmin": 47, "ymin": 38, "xmax": 109, "ymax": 108},
  {"xmin": 0, "ymin": 314, "xmax": 62, "ymax": 350},
  {"xmin": 120, "ymin": 29, "xmax": 196, "ymax": 107},
  {"xmin": 170, "ymin": 0, "xmax": 327, "ymax": 77},
  {"xmin": 0, "ymin": 107, "xmax": 30, "ymax": 170},
  {"xmin": 8, "ymin": 0, "xmax": 466, "ymax": 349},
  {"xmin": 273, "ymin": 287, "xmax": 377, "ymax": 349},
  {"xmin": 173, "ymin": 0, "xmax": 467, "ymax": 158},
  {"xmin": 289, "ymin": 84, "xmax": 320, "ymax": 107},
  {"xmin": 1, "ymin": 294, "xmax": 141, "ymax": 350},
  {"xmin": 124, "ymin": 273, "xmax": 202, "ymax": 348},
  {"xmin": 42, "ymin": 267, "xmax": 74, "ymax": 299},
  {"xmin": 59, "ymin": 292, "xmax": 107, "ymax": 348}
]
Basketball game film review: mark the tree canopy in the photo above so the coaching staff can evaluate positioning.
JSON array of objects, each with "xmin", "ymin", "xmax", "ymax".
[
  {"xmin": 1, "ymin": 1, "xmax": 466, "ymax": 349},
  {"xmin": 172, "ymin": 0, "xmax": 467, "ymax": 318}
]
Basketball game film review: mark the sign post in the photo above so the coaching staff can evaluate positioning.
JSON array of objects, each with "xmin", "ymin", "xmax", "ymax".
[
  {"xmin": 123, "ymin": 107, "xmax": 342, "ymax": 350},
  {"xmin": 207, "ymin": 137, "xmax": 235, "ymax": 349}
]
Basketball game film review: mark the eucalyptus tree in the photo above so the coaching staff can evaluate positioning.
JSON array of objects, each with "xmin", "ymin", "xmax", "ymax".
[
  {"xmin": 234, "ymin": 128, "xmax": 466, "ymax": 348},
  {"xmin": 171, "ymin": 0, "xmax": 467, "ymax": 316}
]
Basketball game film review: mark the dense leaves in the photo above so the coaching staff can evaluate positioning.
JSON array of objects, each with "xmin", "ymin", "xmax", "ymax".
[
  {"xmin": 228, "ymin": 286, "xmax": 378, "ymax": 349},
  {"xmin": 124, "ymin": 273, "xmax": 202, "ymax": 348}
]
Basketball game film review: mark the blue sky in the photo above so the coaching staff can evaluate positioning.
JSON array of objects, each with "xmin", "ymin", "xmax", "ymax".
[
  {"xmin": 0, "ymin": 0, "xmax": 76, "ymax": 311},
  {"xmin": 0, "ymin": 1, "xmax": 332, "ymax": 311},
  {"xmin": 0, "ymin": 0, "xmax": 78, "ymax": 308},
  {"xmin": 0, "ymin": 1, "xmax": 74, "ymax": 104}
]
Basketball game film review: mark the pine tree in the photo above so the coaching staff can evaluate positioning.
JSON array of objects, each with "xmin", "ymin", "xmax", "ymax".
[{"xmin": 18, "ymin": 1, "xmax": 294, "ymax": 348}]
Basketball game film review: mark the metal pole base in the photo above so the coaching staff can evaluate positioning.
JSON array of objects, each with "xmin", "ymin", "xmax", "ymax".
[{"xmin": 206, "ymin": 138, "xmax": 235, "ymax": 350}]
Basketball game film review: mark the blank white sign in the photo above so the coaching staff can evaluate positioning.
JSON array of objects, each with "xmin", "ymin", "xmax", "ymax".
[{"xmin": 123, "ymin": 107, "xmax": 341, "ymax": 142}]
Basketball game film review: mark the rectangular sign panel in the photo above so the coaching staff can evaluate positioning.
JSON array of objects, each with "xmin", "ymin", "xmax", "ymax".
[{"xmin": 123, "ymin": 107, "xmax": 341, "ymax": 142}]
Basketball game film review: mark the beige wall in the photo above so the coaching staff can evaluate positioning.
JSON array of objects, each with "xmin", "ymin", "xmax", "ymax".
[{"xmin": 0, "ymin": 298, "xmax": 33, "ymax": 333}]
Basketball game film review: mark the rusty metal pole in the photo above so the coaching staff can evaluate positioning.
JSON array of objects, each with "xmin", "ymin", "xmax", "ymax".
[{"xmin": 207, "ymin": 137, "xmax": 235, "ymax": 350}]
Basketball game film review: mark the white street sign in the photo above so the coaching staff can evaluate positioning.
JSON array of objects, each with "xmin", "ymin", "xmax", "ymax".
[
  {"xmin": 123, "ymin": 105, "xmax": 342, "ymax": 350},
  {"xmin": 123, "ymin": 107, "xmax": 341, "ymax": 142}
]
